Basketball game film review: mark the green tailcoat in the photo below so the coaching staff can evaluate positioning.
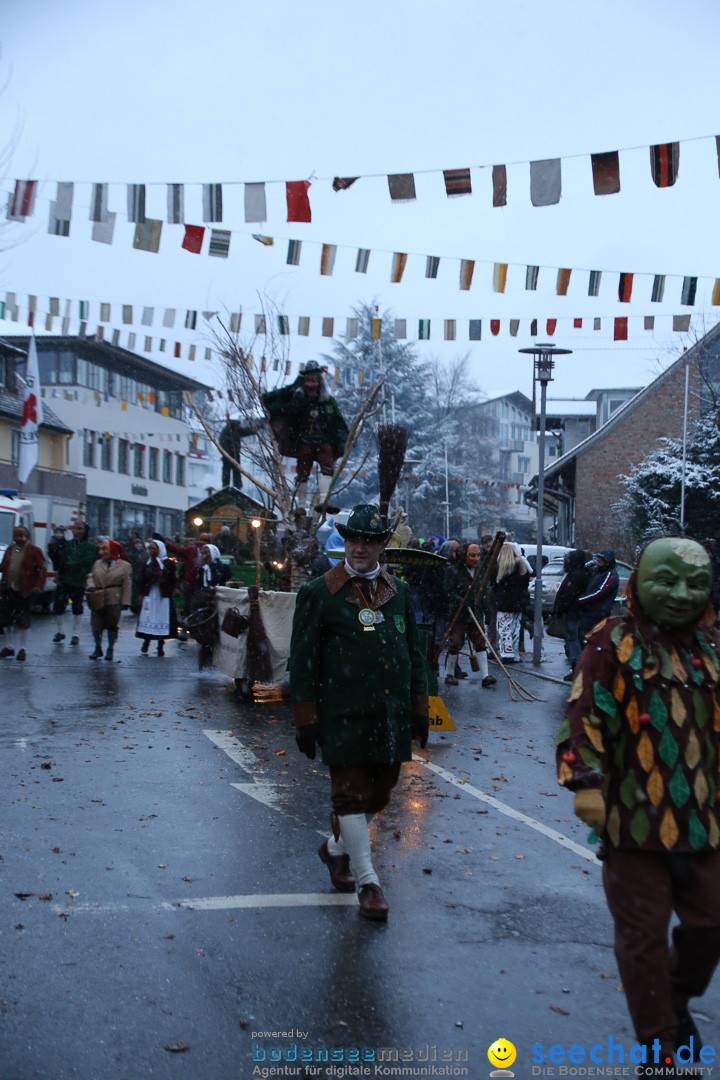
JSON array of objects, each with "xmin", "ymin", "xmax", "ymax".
[{"xmin": 290, "ymin": 564, "xmax": 429, "ymax": 767}]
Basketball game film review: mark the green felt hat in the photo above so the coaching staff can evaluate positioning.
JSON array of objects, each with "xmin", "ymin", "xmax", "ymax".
[{"xmin": 335, "ymin": 504, "xmax": 392, "ymax": 541}]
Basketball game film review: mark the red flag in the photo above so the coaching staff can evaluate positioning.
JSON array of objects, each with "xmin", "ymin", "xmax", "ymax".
[
  {"xmin": 614, "ymin": 317, "xmax": 628, "ymax": 341},
  {"xmin": 490, "ymin": 319, "xmax": 500, "ymax": 336},
  {"xmin": 546, "ymin": 319, "xmax": 557, "ymax": 336},
  {"xmin": 286, "ymin": 180, "xmax": 312, "ymax": 223},
  {"xmin": 182, "ymin": 225, "xmax": 205, "ymax": 253},
  {"xmin": 618, "ymin": 273, "xmax": 633, "ymax": 302}
]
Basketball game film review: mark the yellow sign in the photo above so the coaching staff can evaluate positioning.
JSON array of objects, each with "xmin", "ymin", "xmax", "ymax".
[{"xmin": 428, "ymin": 695, "xmax": 455, "ymax": 731}]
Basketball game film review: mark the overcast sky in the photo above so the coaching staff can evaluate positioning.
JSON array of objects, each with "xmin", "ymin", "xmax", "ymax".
[{"xmin": 1, "ymin": 0, "xmax": 719, "ymax": 403}]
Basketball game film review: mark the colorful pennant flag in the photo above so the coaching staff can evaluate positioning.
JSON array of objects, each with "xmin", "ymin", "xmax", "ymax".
[
  {"xmin": 650, "ymin": 143, "xmax": 680, "ymax": 187},
  {"xmin": 322, "ymin": 317, "xmax": 334, "ymax": 337},
  {"xmin": 546, "ymin": 319, "xmax": 557, "ymax": 336},
  {"xmin": 163, "ymin": 309, "xmax": 176, "ymax": 328},
  {"xmin": 490, "ymin": 320, "xmax": 500, "ymax": 336},
  {"xmin": 298, "ymin": 316, "xmax": 310, "ymax": 336},
  {"xmin": 526, "ymin": 266, "xmax": 539, "ymax": 291},
  {"xmin": 320, "ymin": 244, "xmax": 337, "ymax": 276},
  {"xmin": 8, "ymin": 180, "xmax": 37, "ymax": 220},
  {"xmin": 618, "ymin": 273, "xmax": 634, "ymax": 302},
  {"xmin": 372, "ymin": 318, "xmax": 381, "ymax": 339},
  {"xmin": 530, "ymin": 159, "xmax": 561, "ymax": 206},
  {"xmin": 591, "ymin": 151, "xmax": 621, "ymax": 195},
  {"xmin": 346, "ymin": 318, "xmax": 358, "ymax": 339},
  {"xmin": 185, "ymin": 310, "xmax": 197, "ymax": 330},
  {"xmin": 425, "ymin": 256, "xmax": 440, "ymax": 279},
  {"xmin": 202, "ymin": 184, "xmax": 223, "ymax": 222},
  {"xmin": 141, "ymin": 307, "xmax": 154, "ymax": 326},
  {"xmin": 391, "ymin": 253, "xmax": 408, "ymax": 283},
  {"xmin": 48, "ymin": 182, "xmax": 73, "ymax": 235},
  {"xmin": 208, "ymin": 229, "xmax": 231, "ymax": 258},
  {"xmin": 469, "ymin": 320, "xmax": 482, "ymax": 341},
  {"xmin": 230, "ymin": 312, "xmax": 242, "ymax": 333},
  {"xmin": 127, "ymin": 184, "xmax": 146, "ymax": 223},
  {"xmin": 509, "ymin": 320, "xmax": 519, "ymax": 337},
  {"xmin": 681, "ymin": 276, "xmax": 697, "ymax": 306},
  {"xmin": 492, "ymin": 165, "xmax": 507, "ymax": 207},
  {"xmin": 287, "ymin": 239, "xmax": 302, "ymax": 266},
  {"xmin": 673, "ymin": 314, "xmax": 691, "ymax": 332},
  {"xmin": 493, "ymin": 263, "xmax": 508, "ymax": 293},
  {"xmin": 556, "ymin": 269, "xmax": 572, "ymax": 296},
  {"xmin": 133, "ymin": 219, "xmax": 162, "ymax": 253},
  {"xmin": 443, "ymin": 168, "xmax": 471, "ymax": 197},
  {"xmin": 332, "ymin": 176, "xmax": 359, "ymax": 191},
  {"xmin": 394, "ymin": 319, "xmax": 407, "ymax": 339},
  {"xmin": 614, "ymin": 317, "xmax": 628, "ymax": 340},
  {"xmin": 252, "ymin": 234, "xmax": 274, "ymax": 245},
  {"xmin": 278, "ymin": 315, "xmax": 289, "ymax": 336},
  {"xmin": 644, "ymin": 316, "xmax": 655, "ymax": 330},
  {"xmin": 459, "ymin": 260, "xmax": 475, "ymax": 291},
  {"xmin": 122, "ymin": 305, "xmax": 133, "ymax": 325},
  {"xmin": 712, "ymin": 279, "xmax": 720, "ymax": 306},
  {"xmin": 89, "ymin": 183, "xmax": 109, "ymax": 223},
  {"xmin": 255, "ymin": 314, "xmax": 266, "ymax": 334},
  {"xmin": 182, "ymin": 225, "xmax": 204, "ymax": 253},
  {"xmin": 444, "ymin": 320, "xmax": 456, "ymax": 340},
  {"xmin": 92, "ymin": 212, "xmax": 115, "ymax": 244},
  {"xmin": 388, "ymin": 173, "xmax": 416, "ymax": 201},
  {"xmin": 651, "ymin": 275, "xmax": 666, "ymax": 302},
  {"xmin": 418, "ymin": 319, "xmax": 431, "ymax": 340},
  {"xmin": 167, "ymin": 184, "xmax": 184, "ymax": 224},
  {"xmin": 588, "ymin": 270, "xmax": 602, "ymax": 297},
  {"xmin": 244, "ymin": 182, "xmax": 267, "ymax": 223},
  {"xmin": 355, "ymin": 248, "xmax": 370, "ymax": 273},
  {"xmin": 286, "ymin": 180, "xmax": 312, "ymax": 223}
]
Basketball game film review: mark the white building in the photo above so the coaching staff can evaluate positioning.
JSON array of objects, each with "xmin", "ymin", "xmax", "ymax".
[{"xmin": 2, "ymin": 335, "xmax": 216, "ymax": 541}]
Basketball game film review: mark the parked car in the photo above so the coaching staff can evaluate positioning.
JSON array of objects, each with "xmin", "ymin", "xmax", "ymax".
[{"xmin": 529, "ymin": 556, "xmax": 633, "ymax": 616}]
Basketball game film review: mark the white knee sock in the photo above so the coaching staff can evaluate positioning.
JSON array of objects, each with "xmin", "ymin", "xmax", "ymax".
[
  {"xmin": 326, "ymin": 833, "xmax": 347, "ymax": 856},
  {"xmin": 478, "ymin": 650, "xmax": 488, "ymax": 678},
  {"xmin": 338, "ymin": 813, "xmax": 379, "ymax": 887},
  {"xmin": 72, "ymin": 614, "xmax": 82, "ymax": 639}
]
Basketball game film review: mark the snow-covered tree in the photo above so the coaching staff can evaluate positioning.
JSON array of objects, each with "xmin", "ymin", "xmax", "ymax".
[{"xmin": 615, "ymin": 411, "xmax": 720, "ymax": 546}]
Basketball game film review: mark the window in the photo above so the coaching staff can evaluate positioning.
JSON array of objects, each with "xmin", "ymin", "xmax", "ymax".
[
  {"xmin": 149, "ymin": 447, "xmax": 159, "ymax": 481},
  {"xmin": 0, "ymin": 355, "xmax": 6, "ymax": 388},
  {"xmin": 518, "ymin": 456, "xmax": 531, "ymax": 474},
  {"xmin": 83, "ymin": 429, "xmax": 96, "ymax": 468},
  {"xmin": 11, "ymin": 428, "xmax": 20, "ymax": 465},
  {"xmin": 117, "ymin": 439, "xmax": 129, "ymax": 474},
  {"xmin": 134, "ymin": 443, "xmax": 145, "ymax": 478},
  {"xmin": 162, "ymin": 450, "xmax": 173, "ymax": 483},
  {"xmin": 175, "ymin": 454, "xmax": 185, "ymax": 486},
  {"xmin": 100, "ymin": 435, "xmax": 113, "ymax": 471}
]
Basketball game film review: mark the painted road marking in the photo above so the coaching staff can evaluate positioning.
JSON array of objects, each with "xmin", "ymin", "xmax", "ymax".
[
  {"xmin": 165, "ymin": 892, "xmax": 357, "ymax": 911},
  {"xmin": 415, "ymin": 755, "xmax": 600, "ymax": 865},
  {"xmin": 230, "ymin": 781, "xmax": 285, "ymax": 809},
  {"xmin": 203, "ymin": 729, "xmax": 259, "ymax": 772}
]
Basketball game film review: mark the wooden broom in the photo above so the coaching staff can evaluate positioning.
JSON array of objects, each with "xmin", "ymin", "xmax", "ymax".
[{"xmin": 377, "ymin": 423, "xmax": 409, "ymax": 527}]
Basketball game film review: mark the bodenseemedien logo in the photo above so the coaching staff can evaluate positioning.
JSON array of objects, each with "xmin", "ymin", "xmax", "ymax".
[{"xmin": 488, "ymin": 1038, "xmax": 516, "ymax": 1077}]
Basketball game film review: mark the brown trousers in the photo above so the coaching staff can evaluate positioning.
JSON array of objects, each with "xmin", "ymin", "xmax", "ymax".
[
  {"xmin": 447, "ymin": 621, "xmax": 487, "ymax": 656},
  {"xmin": 330, "ymin": 763, "xmax": 402, "ymax": 816},
  {"xmin": 296, "ymin": 441, "xmax": 335, "ymax": 482},
  {"xmin": 602, "ymin": 848, "xmax": 720, "ymax": 1056}
]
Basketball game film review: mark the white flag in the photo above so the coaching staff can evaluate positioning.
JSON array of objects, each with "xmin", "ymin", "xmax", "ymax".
[{"xmin": 18, "ymin": 335, "xmax": 44, "ymax": 486}]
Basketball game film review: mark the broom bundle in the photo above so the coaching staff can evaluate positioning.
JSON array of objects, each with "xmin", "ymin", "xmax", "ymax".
[
  {"xmin": 244, "ymin": 584, "xmax": 273, "ymax": 684},
  {"xmin": 377, "ymin": 423, "xmax": 409, "ymax": 526}
]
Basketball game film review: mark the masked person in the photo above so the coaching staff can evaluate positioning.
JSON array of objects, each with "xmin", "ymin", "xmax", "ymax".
[
  {"xmin": 444, "ymin": 542, "xmax": 496, "ymax": 687},
  {"xmin": 557, "ymin": 537, "xmax": 720, "ymax": 1070},
  {"xmin": 0, "ymin": 526, "xmax": 47, "ymax": 662},
  {"xmin": 53, "ymin": 522, "xmax": 97, "ymax": 646},
  {"xmin": 290, "ymin": 504, "xmax": 429, "ymax": 921},
  {"xmin": 261, "ymin": 360, "xmax": 349, "ymax": 520},
  {"xmin": 135, "ymin": 540, "xmax": 177, "ymax": 657},
  {"xmin": 85, "ymin": 538, "xmax": 132, "ymax": 661}
]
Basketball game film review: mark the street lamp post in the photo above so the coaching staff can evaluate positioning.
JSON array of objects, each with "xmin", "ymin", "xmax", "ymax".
[{"xmin": 519, "ymin": 343, "xmax": 572, "ymax": 664}]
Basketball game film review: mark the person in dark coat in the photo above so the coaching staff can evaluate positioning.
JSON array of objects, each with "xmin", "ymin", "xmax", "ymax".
[
  {"xmin": 557, "ymin": 536, "xmax": 720, "ymax": 1065},
  {"xmin": 0, "ymin": 526, "xmax": 47, "ymax": 661},
  {"xmin": 578, "ymin": 549, "xmax": 620, "ymax": 643},
  {"xmin": 289, "ymin": 504, "xmax": 429, "ymax": 921},
  {"xmin": 135, "ymin": 540, "xmax": 177, "ymax": 656},
  {"xmin": 552, "ymin": 548, "xmax": 589, "ymax": 680},
  {"xmin": 52, "ymin": 522, "xmax": 97, "ymax": 645},
  {"xmin": 444, "ymin": 542, "xmax": 496, "ymax": 687},
  {"xmin": 492, "ymin": 541, "xmax": 530, "ymax": 662}
]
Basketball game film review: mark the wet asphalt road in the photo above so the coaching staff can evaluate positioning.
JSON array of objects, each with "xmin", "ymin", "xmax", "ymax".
[{"xmin": 2, "ymin": 614, "xmax": 719, "ymax": 1080}]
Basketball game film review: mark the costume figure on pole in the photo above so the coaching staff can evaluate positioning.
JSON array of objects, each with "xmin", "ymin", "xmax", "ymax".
[
  {"xmin": 261, "ymin": 361, "xmax": 349, "ymax": 519},
  {"xmin": 557, "ymin": 537, "xmax": 720, "ymax": 1069}
]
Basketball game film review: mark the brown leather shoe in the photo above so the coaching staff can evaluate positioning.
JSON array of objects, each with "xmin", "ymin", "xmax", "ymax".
[
  {"xmin": 358, "ymin": 883, "xmax": 389, "ymax": 920},
  {"xmin": 318, "ymin": 839, "xmax": 356, "ymax": 893},
  {"xmin": 445, "ymin": 673, "xmax": 458, "ymax": 686},
  {"xmin": 481, "ymin": 675, "xmax": 497, "ymax": 687}
]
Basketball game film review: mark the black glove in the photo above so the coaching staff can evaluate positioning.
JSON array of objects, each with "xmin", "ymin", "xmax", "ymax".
[
  {"xmin": 122, "ymin": 604, "xmax": 129, "ymax": 611},
  {"xmin": 412, "ymin": 715, "xmax": 429, "ymax": 749},
  {"xmin": 295, "ymin": 723, "xmax": 320, "ymax": 760}
]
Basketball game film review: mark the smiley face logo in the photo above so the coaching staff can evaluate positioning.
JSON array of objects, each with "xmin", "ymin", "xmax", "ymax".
[{"xmin": 488, "ymin": 1039, "xmax": 517, "ymax": 1071}]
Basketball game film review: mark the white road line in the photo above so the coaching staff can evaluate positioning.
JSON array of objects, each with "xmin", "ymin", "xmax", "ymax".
[
  {"xmin": 164, "ymin": 892, "xmax": 358, "ymax": 911},
  {"xmin": 231, "ymin": 781, "xmax": 285, "ymax": 809},
  {"xmin": 203, "ymin": 729, "xmax": 260, "ymax": 773},
  {"xmin": 414, "ymin": 755, "xmax": 600, "ymax": 865}
]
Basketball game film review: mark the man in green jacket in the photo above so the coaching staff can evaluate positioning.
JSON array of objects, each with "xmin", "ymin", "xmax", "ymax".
[
  {"xmin": 262, "ymin": 361, "xmax": 349, "ymax": 519},
  {"xmin": 53, "ymin": 522, "xmax": 97, "ymax": 646},
  {"xmin": 290, "ymin": 504, "xmax": 429, "ymax": 921}
]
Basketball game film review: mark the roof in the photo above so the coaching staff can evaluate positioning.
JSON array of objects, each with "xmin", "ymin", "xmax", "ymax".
[
  {"xmin": 544, "ymin": 399, "xmax": 597, "ymax": 417},
  {"xmin": 0, "ymin": 335, "xmax": 211, "ymax": 394},
  {"xmin": 0, "ymin": 384, "xmax": 73, "ymax": 434}
]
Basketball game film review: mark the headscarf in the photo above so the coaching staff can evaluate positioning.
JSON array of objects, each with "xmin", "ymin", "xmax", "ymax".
[
  {"xmin": 97, "ymin": 537, "xmax": 128, "ymax": 562},
  {"xmin": 146, "ymin": 539, "xmax": 168, "ymax": 564},
  {"xmin": 200, "ymin": 544, "xmax": 222, "ymax": 587}
]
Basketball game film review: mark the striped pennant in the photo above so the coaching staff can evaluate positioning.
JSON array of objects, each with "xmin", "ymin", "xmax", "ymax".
[
  {"xmin": 185, "ymin": 310, "xmax": 198, "ymax": 330},
  {"xmin": 418, "ymin": 319, "xmax": 431, "ymax": 340},
  {"xmin": 614, "ymin": 317, "xmax": 628, "ymax": 341},
  {"xmin": 443, "ymin": 168, "xmax": 471, "ymax": 197},
  {"xmin": 591, "ymin": 151, "xmax": 621, "ymax": 195},
  {"xmin": 490, "ymin": 320, "xmax": 500, "ymax": 336},
  {"xmin": 48, "ymin": 205, "xmax": 70, "ymax": 236},
  {"xmin": 388, "ymin": 173, "xmax": 416, "ymax": 201},
  {"xmin": 244, "ymin": 182, "xmax": 266, "ymax": 223},
  {"xmin": 89, "ymin": 183, "xmax": 109, "ymax": 223},
  {"xmin": 509, "ymin": 320, "xmax": 519, "ymax": 337},
  {"xmin": 651, "ymin": 275, "xmax": 666, "ymax": 302},
  {"xmin": 277, "ymin": 315, "xmax": 289, "ymax": 336},
  {"xmin": 298, "ymin": 316, "xmax": 310, "ymax": 336},
  {"xmin": 286, "ymin": 239, "xmax": 302, "ymax": 266},
  {"xmin": 459, "ymin": 260, "xmax": 475, "ymax": 291},
  {"xmin": 255, "ymin": 314, "xmax": 267, "ymax": 335},
  {"xmin": 673, "ymin": 314, "xmax": 691, "ymax": 332},
  {"xmin": 650, "ymin": 143, "xmax": 679, "ymax": 187},
  {"xmin": 320, "ymin": 244, "xmax": 337, "ymax": 276},
  {"xmin": 208, "ymin": 229, "xmax": 231, "ymax": 258},
  {"xmin": 78, "ymin": 300, "xmax": 89, "ymax": 320},
  {"xmin": 355, "ymin": 248, "xmax": 370, "ymax": 273},
  {"xmin": 8, "ymin": 180, "xmax": 37, "ymax": 220},
  {"xmin": 252, "ymin": 234, "xmax": 274, "ymax": 246},
  {"xmin": 391, "ymin": 252, "xmax": 407, "ymax": 283},
  {"xmin": 202, "ymin": 183, "xmax": 223, "ymax": 222},
  {"xmin": 346, "ymin": 318, "xmax": 358, "ymax": 340},
  {"xmin": 394, "ymin": 319, "xmax": 407, "ymax": 339},
  {"xmin": 556, "ymin": 268, "xmax": 572, "ymax": 296},
  {"xmin": 493, "ymin": 263, "xmax": 508, "ymax": 293},
  {"xmin": 588, "ymin": 270, "xmax": 602, "ymax": 297},
  {"xmin": 230, "ymin": 313, "xmax": 242, "ymax": 333},
  {"xmin": 167, "ymin": 183, "xmax": 184, "ymax": 224},
  {"xmin": 546, "ymin": 319, "xmax": 557, "ymax": 336},
  {"xmin": 426, "ymin": 255, "xmax": 440, "ymax": 279},
  {"xmin": 681, "ymin": 276, "xmax": 697, "ymax": 306},
  {"xmin": 618, "ymin": 273, "xmax": 634, "ymax": 302},
  {"xmin": 133, "ymin": 219, "xmax": 162, "ymax": 253},
  {"xmin": 444, "ymin": 320, "xmax": 456, "ymax": 341},
  {"xmin": 372, "ymin": 318, "xmax": 381, "ymax": 340},
  {"xmin": 526, "ymin": 265, "xmax": 539, "ymax": 291},
  {"xmin": 492, "ymin": 165, "xmax": 507, "ymax": 207},
  {"xmin": 127, "ymin": 184, "xmax": 146, "ymax": 223},
  {"xmin": 712, "ymin": 279, "xmax": 720, "ymax": 306},
  {"xmin": 594, "ymin": 318, "xmax": 601, "ymax": 330},
  {"xmin": 322, "ymin": 317, "xmax": 334, "ymax": 337},
  {"xmin": 644, "ymin": 316, "xmax": 655, "ymax": 330},
  {"xmin": 332, "ymin": 176, "xmax": 358, "ymax": 191}
]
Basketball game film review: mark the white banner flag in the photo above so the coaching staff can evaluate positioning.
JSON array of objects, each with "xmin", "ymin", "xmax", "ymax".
[{"xmin": 18, "ymin": 335, "xmax": 44, "ymax": 486}]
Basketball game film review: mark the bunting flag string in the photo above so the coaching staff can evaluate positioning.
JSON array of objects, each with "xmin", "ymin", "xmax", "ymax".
[{"xmin": 8, "ymin": 132, "xmax": 718, "ymax": 226}]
